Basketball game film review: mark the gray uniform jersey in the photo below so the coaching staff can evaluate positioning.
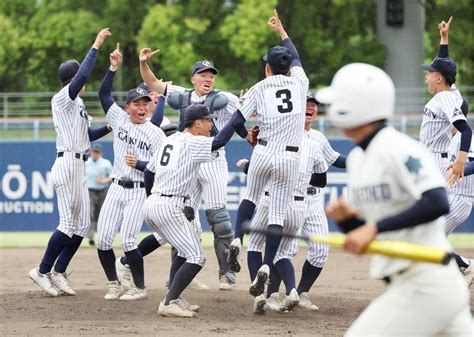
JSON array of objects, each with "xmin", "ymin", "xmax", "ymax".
[
  {"xmin": 147, "ymin": 131, "xmax": 217, "ymax": 196},
  {"xmin": 52, "ymin": 84, "xmax": 91, "ymax": 153},
  {"xmin": 240, "ymin": 66, "xmax": 309, "ymax": 147},
  {"xmin": 420, "ymin": 87, "xmax": 465, "ymax": 154},
  {"xmin": 106, "ymin": 103, "xmax": 164, "ymax": 181}
]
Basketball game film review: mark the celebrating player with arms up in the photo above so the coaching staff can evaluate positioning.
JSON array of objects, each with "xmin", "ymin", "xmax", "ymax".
[
  {"xmin": 322, "ymin": 63, "xmax": 471, "ymax": 336},
  {"xmin": 139, "ymin": 49, "xmax": 239, "ymax": 291},
  {"xmin": 28, "ymin": 28, "xmax": 111, "ymax": 297},
  {"xmin": 229, "ymin": 10, "xmax": 309, "ymax": 294},
  {"xmin": 96, "ymin": 44, "xmax": 165, "ymax": 301}
]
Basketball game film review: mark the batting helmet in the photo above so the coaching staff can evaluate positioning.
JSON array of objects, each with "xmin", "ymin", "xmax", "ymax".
[{"xmin": 316, "ymin": 63, "xmax": 395, "ymax": 129}]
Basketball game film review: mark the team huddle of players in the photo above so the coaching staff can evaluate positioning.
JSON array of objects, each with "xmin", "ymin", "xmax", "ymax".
[{"xmin": 28, "ymin": 10, "xmax": 472, "ymax": 333}]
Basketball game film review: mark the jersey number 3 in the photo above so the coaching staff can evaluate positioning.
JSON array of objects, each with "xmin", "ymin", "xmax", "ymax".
[{"xmin": 276, "ymin": 89, "xmax": 293, "ymax": 113}]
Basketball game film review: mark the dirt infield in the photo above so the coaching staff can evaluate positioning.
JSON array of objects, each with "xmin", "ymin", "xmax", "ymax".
[{"xmin": 1, "ymin": 247, "xmax": 473, "ymax": 336}]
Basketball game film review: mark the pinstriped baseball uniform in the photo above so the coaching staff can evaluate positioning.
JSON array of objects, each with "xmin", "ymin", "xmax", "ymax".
[
  {"xmin": 420, "ymin": 86, "xmax": 465, "ymax": 175},
  {"xmin": 97, "ymin": 103, "xmax": 164, "ymax": 252},
  {"xmin": 444, "ymin": 132, "xmax": 474, "ymax": 233},
  {"xmin": 300, "ymin": 129, "xmax": 340, "ymax": 267},
  {"xmin": 51, "ymin": 83, "xmax": 91, "ymax": 237},
  {"xmin": 167, "ymin": 84, "xmax": 239, "ymax": 209},
  {"xmin": 240, "ymin": 66, "xmax": 309, "ymax": 225},
  {"xmin": 247, "ymin": 138, "xmax": 328, "ymax": 262},
  {"xmin": 144, "ymin": 131, "xmax": 218, "ymax": 266}
]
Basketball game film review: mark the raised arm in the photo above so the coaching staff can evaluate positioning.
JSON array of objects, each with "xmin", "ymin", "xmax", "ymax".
[
  {"xmin": 88, "ymin": 125, "xmax": 112, "ymax": 141},
  {"xmin": 267, "ymin": 9, "xmax": 302, "ymax": 67},
  {"xmin": 69, "ymin": 28, "xmax": 111, "ymax": 100},
  {"xmin": 150, "ymin": 95, "xmax": 166, "ymax": 127},
  {"xmin": 139, "ymin": 48, "xmax": 167, "ymax": 95},
  {"xmin": 437, "ymin": 16, "xmax": 452, "ymax": 58},
  {"xmin": 98, "ymin": 43, "xmax": 122, "ymax": 113}
]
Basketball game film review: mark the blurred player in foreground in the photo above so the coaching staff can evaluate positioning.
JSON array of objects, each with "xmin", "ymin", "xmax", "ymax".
[{"xmin": 322, "ymin": 63, "xmax": 472, "ymax": 336}]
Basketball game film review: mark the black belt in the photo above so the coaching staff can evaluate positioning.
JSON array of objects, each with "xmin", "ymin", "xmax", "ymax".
[
  {"xmin": 382, "ymin": 268, "xmax": 410, "ymax": 284},
  {"xmin": 307, "ymin": 187, "xmax": 319, "ymax": 196},
  {"xmin": 258, "ymin": 139, "xmax": 298, "ymax": 152},
  {"xmin": 112, "ymin": 178, "xmax": 144, "ymax": 189},
  {"xmin": 57, "ymin": 152, "xmax": 86, "ymax": 161},
  {"xmin": 440, "ymin": 153, "xmax": 448, "ymax": 158},
  {"xmin": 264, "ymin": 191, "xmax": 304, "ymax": 201},
  {"xmin": 160, "ymin": 193, "xmax": 189, "ymax": 202}
]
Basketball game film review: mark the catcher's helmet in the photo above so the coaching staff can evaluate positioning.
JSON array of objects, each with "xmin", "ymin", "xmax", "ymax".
[{"xmin": 316, "ymin": 63, "xmax": 395, "ymax": 129}]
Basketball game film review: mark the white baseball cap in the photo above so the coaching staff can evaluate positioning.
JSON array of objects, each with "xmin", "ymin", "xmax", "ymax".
[{"xmin": 316, "ymin": 63, "xmax": 395, "ymax": 129}]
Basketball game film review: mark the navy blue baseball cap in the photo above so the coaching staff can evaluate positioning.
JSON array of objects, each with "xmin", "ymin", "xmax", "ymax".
[
  {"xmin": 126, "ymin": 87, "xmax": 152, "ymax": 103},
  {"xmin": 420, "ymin": 57, "xmax": 457, "ymax": 84},
  {"xmin": 262, "ymin": 46, "xmax": 292, "ymax": 74},
  {"xmin": 58, "ymin": 59, "xmax": 80, "ymax": 85},
  {"xmin": 91, "ymin": 143, "xmax": 103, "ymax": 152},
  {"xmin": 306, "ymin": 91, "xmax": 319, "ymax": 104},
  {"xmin": 184, "ymin": 104, "xmax": 217, "ymax": 122},
  {"xmin": 137, "ymin": 82, "xmax": 149, "ymax": 93},
  {"xmin": 191, "ymin": 60, "xmax": 218, "ymax": 76}
]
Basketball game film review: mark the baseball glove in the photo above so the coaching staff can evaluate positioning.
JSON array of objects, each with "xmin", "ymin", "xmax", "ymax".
[{"xmin": 247, "ymin": 125, "xmax": 260, "ymax": 147}]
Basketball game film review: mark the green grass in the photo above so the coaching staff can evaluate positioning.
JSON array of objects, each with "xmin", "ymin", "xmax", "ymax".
[{"xmin": 0, "ymin": 231, "xmax": 473, "ymax": 249}]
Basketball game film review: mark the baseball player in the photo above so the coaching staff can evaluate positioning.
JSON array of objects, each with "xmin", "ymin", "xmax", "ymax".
[
  {"xmin": 322, "ymin": 62, "xmax": 471, "ymax": 336},
  {"xmin": 228, "ymin": 12, "xmax": 309, "ymax": 299},
  {"xmin": 28, "ymin": 28, "xmax": 112, "ymax": 297},
  {"xmin": 137, "ymin": 82, "xmax": 171, "ymax": 126},
  {"xmin": 143, "ymin": 104, "xmax": 237, "ymax": 317},
  {"xmin": 420, "ymin": 17, "xmax": 473, "ymax": 282},
  {"xmin": 139, "ymin": 49, "xmax": 239, "ymax": 290},
  {"xmin": 238, "ymin": 135, "xmax": 328, "ymax": 314},
  {"xmin": 96, "ymin": 44, "xmax": 165, "ymax": 301}
]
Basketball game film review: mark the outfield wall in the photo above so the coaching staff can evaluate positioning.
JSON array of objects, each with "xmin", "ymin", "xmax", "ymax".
[{"xmin": 0, "ymin": 140, "xmax": 472, "ymax": 232}]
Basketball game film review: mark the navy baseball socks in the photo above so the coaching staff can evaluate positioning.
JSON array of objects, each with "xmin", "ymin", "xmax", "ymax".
[
  {"xmin": 124, "ymin": 249, "xmax": 145, "ymax": 289},
  {"xmin": 274, "ymin": 259, "xmax": 296, "ymax": 295},
  {"xmin": 121, "ymin": 234, "xmax": 161, "ymax": 266},
  {"xmin": 263, "ymin": 225, "xmax": 282, "ymax": 266},
  {"xmin": 247, "ymin": 251, "xmax": 263, "ymax": 282},
  {"xmin": 168, "ymin": 256, "xmax": 186, "ymax": 288},
  {"xmin": 165, "ymin": 262, "xmax": 202, "ymax": 305},
  {"xmin": 297, "ymin": 260, "xmax": 323, "ymax": 294},
  {"xmin": 234, "ymin": 199, "xmax": 256, "ymax": 242},
  {"xmin": 97, "ymin": 249, "xmax": 118, "ymax": 281},
  {"xmin": 39, "ymin": 229, "xmax": 72, "ymax": 274},
  {"xmin": 54, "ymin": 234, "xmax": 83, "ymax": 273}
]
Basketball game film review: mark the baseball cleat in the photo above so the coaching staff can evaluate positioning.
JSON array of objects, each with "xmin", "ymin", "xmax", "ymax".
[
  {"xmin": 51, "ymin": 271, "xmax": 76, "ymax": 296},
  {"xmin": 253, "ymin": 294, "xmax": 266, "ymax": 315},
  {"xmin": 115, "ymin": 258, "xmax": 134, "ymax": 290},
  {"xmin": 189, "ymin": 278, "xmax": 210, "ymax": 290},
  {"xmin": 104, "ymin": 280, "xmax": 122, "ymax": 300},
  {"xmin": 280, "ymin": 288, "xmax": 299, "ymax": 312},
  {"xmin": 178, "ymin": 297, "xmax": 200, "ymax": 312},
  {"xmin": 119, "ymin": 286, "xmax": 147, "ymax": 301},
  {"xmin": 228, "ymin": 238, "xmax": 242, "ymax": 273},
  {"xmin": 298, "ymin": 292, "xmax": 319, "ymax": 311},
  {"xmin": 249, "ymin": 264, "xmax": 270, "ymax": 297},
  {"xmin": 219, "ymin": 274, "xmax": 234, "ymax": 291},
  {"xmin": 158, "ymin": 300, "xmax": 196, "ymax": 318},
  {"xmin": 28, "ymin": 267, "xmax": 59, "ymax": 297},
  {"xmin": 265, "ymin": 292, "xmax": 283, "ymax": 312}
]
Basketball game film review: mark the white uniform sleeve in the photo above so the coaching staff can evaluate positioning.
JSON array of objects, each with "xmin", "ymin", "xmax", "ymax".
[
  {"xmin": 318, "ymin": 133, "xmax": 340, "ymax": 165},
  {"xmin": 438, "ymin": 91, "xmax": 467, "ymax": 124},
  {"xmin": 189, "ymin": 136, "xmax": 214, "ymax": 164},
  {"xmin": 105, "ymin": 103, "xmax": 127, "ymax": 129},
  {"xmin": 391, "ymin": 145, "xmax": 446, "ymax": 199},
  {"xmin": 221, "ymin": 91, "xmax": 240, "ymax": 120},
  {"xmin": 53, "ymin": 85, "xmax": 75, "ymax": 111},
  {"xmin": 239, "ymin": 85, "xmax": 258, "ymax": 120},
  {"xmin": 146, "ymin": 150, "xmax": 159, "ymax": 174},
  {"xmin": 290, "ymin": 66, "xmax": 309, "ymax": 93},
  {"xmin": 312, "ymin": 150, "xmax": 329, "ymax": 174},
  {"xmin": 166, "ymin": 84, "xmax": 186, "ymax": 95}
]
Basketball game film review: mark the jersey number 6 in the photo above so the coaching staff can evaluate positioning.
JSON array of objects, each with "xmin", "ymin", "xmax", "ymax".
[
  {"xmin": 160, "ymin": 144, "xmax": 174, "ymax": 166},
  {"xmin": 276, "ymin": 89, "xmax": 293, "ymax": 113}
]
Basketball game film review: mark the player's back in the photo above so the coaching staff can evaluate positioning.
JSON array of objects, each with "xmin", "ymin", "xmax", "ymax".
[
  {"xmin": 242, "ymin": 67, "xmax": 308, "ymax": 147},
  {"xmin": 51, "ymin": 85, "xmax": 90, "ymax": 153}
]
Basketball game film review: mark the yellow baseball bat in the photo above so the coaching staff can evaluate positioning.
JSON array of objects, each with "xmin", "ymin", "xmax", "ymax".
[{"xmin": 246, "ymin": 227, "xmax": 452, "ymax": 265}]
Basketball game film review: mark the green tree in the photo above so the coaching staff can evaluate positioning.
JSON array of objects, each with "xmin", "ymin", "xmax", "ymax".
[{"xmin": 0, "ymin": 15, "xmax": 23, "ymax": 91}]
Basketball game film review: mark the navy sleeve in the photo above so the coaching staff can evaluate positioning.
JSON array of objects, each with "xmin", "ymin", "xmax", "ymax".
[
  {"xmin": 69, "ymin": 48, "xmax": 98, "ymax": 101},
  {"xmin": 376, "ymin": 187, "xmax": 449, "ymax": 232},
  {"xmin": 309, "ymin": 172, "xmax": 327, "ymax": 188},
  {"xmin": 337, "ymin": 217, "xmax": 365, "ymax": 234},
  {"xmin": 452, "ymin": 120, "xmax": 473, "ymax": 152},
  {"xmin": 438, "ymin": 44, "xmax": 449, "ymax": 58},
  {"xmin": 144, "ymin": 169, "xmax": 155, "ymax": 197},
  {"xmin": 232, "ymin": 110, "xmax": 248, "ymax": 138},
  {"xmin": 282, "ymin": 38, "xmax": 302, "ymax": 68},
  {"xmin": 464, "ymin": 161, "xmax": 474, "ymax": 176},
  {"xmin": 88, "ymin": 126, "xmax": 111, "ymax": 141},
  {"xmin": 212, "ymin": 115, "xmax": 236, "ymax": 151},
  {"xmin": 135, "ymin": 160, "xmax": 149, "ymax": 172},
  {"xmin": 98, "ymin": 70, "xmax": 116, "ymax": 113},
  {"xmin": 150, "ymin": 95, "xmax": 165, "ymax": 127},
  {"xmin": 332, "ymin": 155, "xmax": 347, "ymax": 168}
]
